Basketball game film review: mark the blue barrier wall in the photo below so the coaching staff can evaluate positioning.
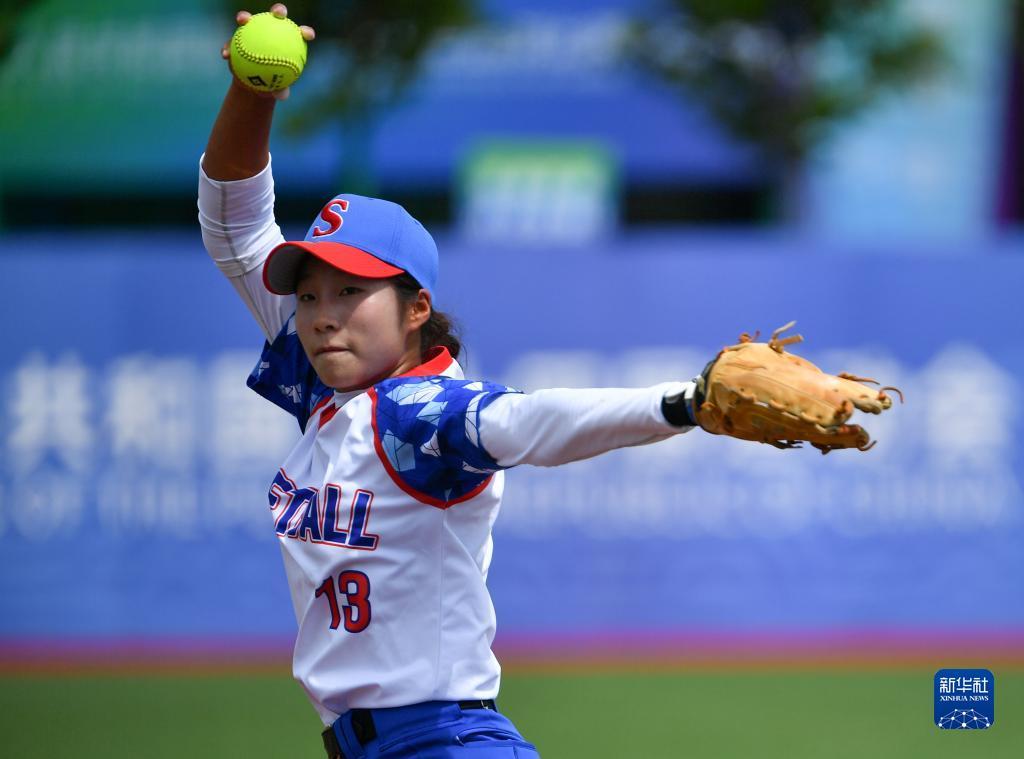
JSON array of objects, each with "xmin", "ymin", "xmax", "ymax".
[{"xmin": 1, "ymin": 230, "xmax": 1022, "ymax": 638}]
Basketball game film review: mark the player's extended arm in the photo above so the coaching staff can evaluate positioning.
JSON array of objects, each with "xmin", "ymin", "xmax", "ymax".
[
  {"xmin": 198, "ymin": 6, "xmax": 316, "ymax": 342},
  {"xmin": 478, "ymin": 322, "xmax": 901, "ymax": 465},
  {"xmin": 479, "ymin": 383, "xmax": 696, "ymax": 468}
]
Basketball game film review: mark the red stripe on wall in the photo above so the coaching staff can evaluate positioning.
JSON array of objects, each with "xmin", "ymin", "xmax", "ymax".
[
  {"xmin": 493, "ymin": 629, "xmax": 1024, "ymax": 672},
  {"xmin": 0, "ymin": 637, "xmax": 293, "ymax": 676},
  {"xmin": 1, "ymin": 629, "xmax": 1022, "ymax": 675}
]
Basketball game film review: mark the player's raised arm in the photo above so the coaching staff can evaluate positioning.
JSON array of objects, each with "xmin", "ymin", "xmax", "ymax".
[
  {"xmin": 198, "ymin": 4, "xmax": 315, "ymax": 342},
  {"xmin": 203, "ymin": 4, "xmax": 313, "ymax": 179},
  {"xmin": 201, "ymin": 68, "xmax": 277, "ymax": 182}
]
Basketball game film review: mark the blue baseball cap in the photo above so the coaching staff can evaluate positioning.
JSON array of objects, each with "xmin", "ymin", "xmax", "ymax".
[{"xmin": 263, "ymin": 194, "xmax": 438, "ymax": 296}]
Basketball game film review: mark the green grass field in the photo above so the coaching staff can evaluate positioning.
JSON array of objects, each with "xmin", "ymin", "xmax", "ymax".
[{"xmin": 0, "ymin": 669, "xmax": 1018, "ymax": 758}]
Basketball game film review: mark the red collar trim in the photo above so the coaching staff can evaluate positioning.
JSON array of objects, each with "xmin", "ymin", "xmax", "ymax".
[
  {"xmin": 397, "ymin": 346, "xmax": 454, "ymax": 378},
  {"xmin": 310, "ymin": 393, "xmax": 334, "ymax": 417}
]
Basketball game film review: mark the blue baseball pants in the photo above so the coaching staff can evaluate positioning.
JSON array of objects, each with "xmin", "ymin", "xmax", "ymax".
[{"xmin": 324, "ymin": 700, "xmax": 541, "ymax": 758}]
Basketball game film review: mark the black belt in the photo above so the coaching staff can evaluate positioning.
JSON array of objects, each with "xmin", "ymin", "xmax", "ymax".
[{"xmin": 322, "ymin": 700, "xmax": 497, "ymax": 759}]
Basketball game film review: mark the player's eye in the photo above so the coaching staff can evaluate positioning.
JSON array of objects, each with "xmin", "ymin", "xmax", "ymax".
[
  {"xmin": 297, "ymin": 292, "xmax": 316, "ymax": 303},
  {"xmin": 339, "ymin": 286, "xmax": 362, "ymax": 296}
]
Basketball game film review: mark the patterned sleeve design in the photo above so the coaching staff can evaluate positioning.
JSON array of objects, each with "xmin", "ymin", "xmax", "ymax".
[
  {"xmin": 370, "ymin": 376, "xmax": 523, "ymax": 508},
  {"xmin": 246, "ymin": 313, "xmax": 332, "ymax": 432}
]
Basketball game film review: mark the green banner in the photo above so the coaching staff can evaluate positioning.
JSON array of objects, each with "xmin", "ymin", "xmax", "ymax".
[{"xmin": 0, "ymin": 0, "xmax": 235, "ymax": 190}]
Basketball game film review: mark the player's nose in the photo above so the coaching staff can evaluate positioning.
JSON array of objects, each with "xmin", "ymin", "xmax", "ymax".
[{"xmin": 311, "ymin": 301, "xmax": 341, "ymax": 332}]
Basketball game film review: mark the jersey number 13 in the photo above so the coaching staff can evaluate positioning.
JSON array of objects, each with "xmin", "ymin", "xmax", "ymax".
[{"xmin": 315, "ymin": 571, "xmax": 371, "ymax": 633}]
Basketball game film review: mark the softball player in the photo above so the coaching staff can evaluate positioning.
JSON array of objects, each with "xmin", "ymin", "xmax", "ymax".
[{"xmin": 200, "ymin": 6, "xmax": 697, "ymax": 757}]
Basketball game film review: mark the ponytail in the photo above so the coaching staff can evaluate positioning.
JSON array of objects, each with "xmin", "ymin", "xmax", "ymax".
[{"xmin": 391, "ymin": 273, "xmax": 463, "ymax": 361}]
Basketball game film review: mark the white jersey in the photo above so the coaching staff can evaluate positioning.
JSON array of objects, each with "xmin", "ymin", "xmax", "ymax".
[
  {"xmin": 263, "ymin": 342, "xmax": 515, "ymax": 721},
  {"xmin": 198, "ymin": 156, "xmax": 695, "ymax": 724}
]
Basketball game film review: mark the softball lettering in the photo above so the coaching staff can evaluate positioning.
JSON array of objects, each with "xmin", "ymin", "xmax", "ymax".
[{"xmin": 269, "ymin": 470, "xmax": 380, "ymax": 550}]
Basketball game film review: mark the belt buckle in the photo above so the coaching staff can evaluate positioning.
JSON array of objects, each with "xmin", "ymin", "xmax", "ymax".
[
  {"xmin": 321, "ymin": 725, "xmax": 346, "ymax": 759},
  {"xmin": 350, "ymin": 709, "xmax": 377, "ymax": 745}
]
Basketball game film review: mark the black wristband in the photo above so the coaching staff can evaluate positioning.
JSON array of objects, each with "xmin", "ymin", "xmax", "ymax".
[{"xmin": 661, "ymin": 389, "xmax": 695, "ymax": 427}]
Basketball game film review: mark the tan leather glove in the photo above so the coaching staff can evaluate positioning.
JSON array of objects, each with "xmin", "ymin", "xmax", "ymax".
[{"xmin": 693, "ymin": 322, "xmax": 902, "ymax": 454}]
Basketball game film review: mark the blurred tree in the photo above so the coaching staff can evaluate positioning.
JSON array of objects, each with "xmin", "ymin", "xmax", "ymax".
[
  {"xmin": 626, "ymin": 0, "xmax": 946, "ymax": 221},
  {"xmin": 0, "ymin": 0, "xmax": 46, "ymax": 229},
  {"xmin": 0, "ymin": 0, "xmax": 43, "ymax": 62},
  {"xmin": 226, "ymin": 0, "xmax": 478, "ymax": 193}
]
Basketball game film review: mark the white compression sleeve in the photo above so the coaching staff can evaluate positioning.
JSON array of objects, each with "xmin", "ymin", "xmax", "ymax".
[
  {"xmin": 479, "ymin": 381, "xmax": 696, "ymax": 468},
  {"xmin": 197, "ymin": 154, "xmax": 294, "ymax": 341}
]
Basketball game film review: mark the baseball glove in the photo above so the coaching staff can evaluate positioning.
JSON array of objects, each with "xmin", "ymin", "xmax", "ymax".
[{"xmin": 691, "ymin": 321, "xmax": 902, "ymax": 454}]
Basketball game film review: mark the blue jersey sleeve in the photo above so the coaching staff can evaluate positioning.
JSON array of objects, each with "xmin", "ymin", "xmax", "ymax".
[
  {"xmin": 246, "ymin": 313, "xmax": 332, "ymax": 432},
  {"xmin": 371, "ymin": 376, "xmax": 523, "ymax": 506}
]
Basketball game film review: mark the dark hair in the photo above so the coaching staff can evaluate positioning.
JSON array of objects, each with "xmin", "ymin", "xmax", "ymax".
[{"xmin": 392, "ymin": 273, "xmax": 462, "ymax": 361}]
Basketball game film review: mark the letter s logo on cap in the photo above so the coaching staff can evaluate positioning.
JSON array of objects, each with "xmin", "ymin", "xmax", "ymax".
[{"xmin": 312, "ymin": 199, "xmax": 350, "ymax": 238}]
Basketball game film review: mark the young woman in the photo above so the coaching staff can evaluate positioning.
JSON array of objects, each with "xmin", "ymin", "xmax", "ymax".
[{"xmin": 200, "ymin": 6, "xmax": 697, "ymax": 758}]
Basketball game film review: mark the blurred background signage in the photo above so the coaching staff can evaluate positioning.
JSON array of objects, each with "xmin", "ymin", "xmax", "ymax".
[
  {"xmin": 458, "ymin": 141, "xmax": 618, "ymax": 244},
  {"xmin": 0, "ymin": 0, "xmax": 1021, "ymax": 670}
]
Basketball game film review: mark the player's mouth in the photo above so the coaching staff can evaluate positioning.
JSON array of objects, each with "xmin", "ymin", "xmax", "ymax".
[{"xmin": 315, "ymin": 346, "xmax": 350, "ymax": 356}]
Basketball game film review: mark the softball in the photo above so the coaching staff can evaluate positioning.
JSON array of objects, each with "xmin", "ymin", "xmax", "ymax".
[{"xmin": 230, "ymin": 12, "xmax": 307, "ymax": 93}]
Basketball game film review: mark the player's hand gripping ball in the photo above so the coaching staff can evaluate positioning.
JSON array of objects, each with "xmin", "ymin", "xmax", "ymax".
[{"xmin": 230, "ymin": 11, "xmax": 308, "ymax": 93}]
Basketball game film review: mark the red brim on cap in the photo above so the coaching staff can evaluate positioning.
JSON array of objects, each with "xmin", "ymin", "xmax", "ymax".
[{"xmin": 263, "ymin": 241, "xmax": 406, "ymax": 295}]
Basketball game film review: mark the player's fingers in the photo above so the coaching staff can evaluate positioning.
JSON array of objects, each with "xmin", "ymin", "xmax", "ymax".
[
  {"xmin": 299, "ymin": 25, "xmax": 315, "ymax": 41},
  {"xmin": 236, "ymin": 10, "xmax": 252, "ymax": 25},
  {"xmin": 270, "ymin": 4, "xmax": 287, "ymax": 19},
  {"xmin": 272, "ymin": 87, "xmax": 291, "ymax": 102},
  {"xmin": 221, "ymin": 43, "xmax": 229, "ymax": 59}
]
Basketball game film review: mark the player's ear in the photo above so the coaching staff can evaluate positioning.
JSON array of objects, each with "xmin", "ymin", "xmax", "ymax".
[{"xmin": 407, "ymin": 289, "xmax": 432, "ymax": 331}]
